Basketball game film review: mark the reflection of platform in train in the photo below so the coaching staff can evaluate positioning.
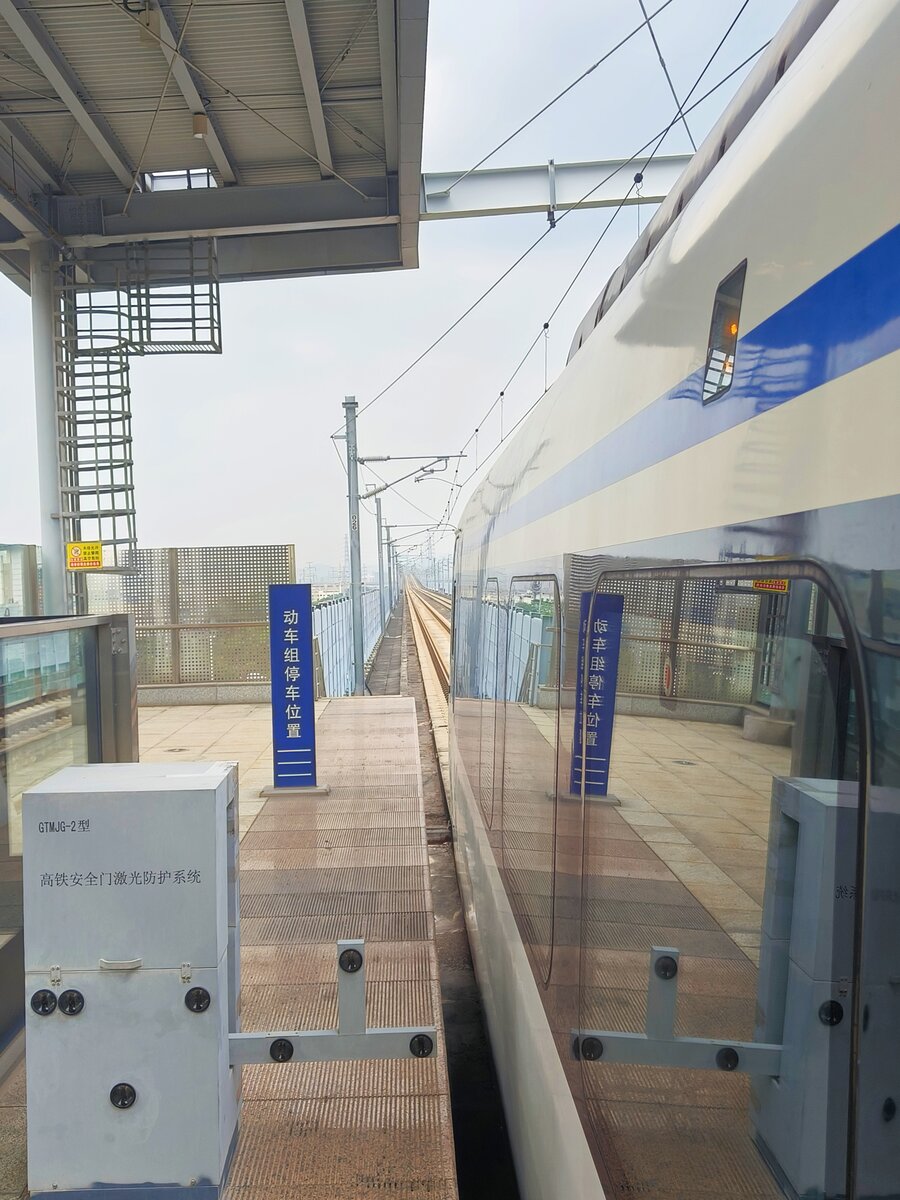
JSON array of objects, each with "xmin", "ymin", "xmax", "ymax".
[
  {"xmin": 527, "ymin": 710, "xmax": 785, "ymax": 955},
  {"xmin": 454, "ymin": 696, "xmax": 793, "ymax": 1197}
]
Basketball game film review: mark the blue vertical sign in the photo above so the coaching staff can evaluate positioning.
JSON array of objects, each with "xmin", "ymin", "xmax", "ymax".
[
  {"xmin": 570, "ymin": 591, "xmax": 624, "ymax": 796},
  {"xmin": 269, "ymin": 584, "xmax": 317, "ymax": 789}
]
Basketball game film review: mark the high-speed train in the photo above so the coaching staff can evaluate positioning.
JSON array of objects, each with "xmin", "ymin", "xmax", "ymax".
[{"xmin": 447, "ymin": 2, "xmax": 900, "ymax": 1198}]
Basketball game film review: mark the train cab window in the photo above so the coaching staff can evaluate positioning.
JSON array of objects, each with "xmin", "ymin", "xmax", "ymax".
[{"xmin": 702, "ymin": 260, "xmax": 746, "ymax": 404}]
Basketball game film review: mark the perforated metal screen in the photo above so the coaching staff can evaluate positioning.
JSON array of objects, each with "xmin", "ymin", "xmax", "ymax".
[
  {"xmin": 87, "ymin": 545, "xmax": 294, "ymax": 684},
  {"xmin": 564, "ymin": 556, "xmax": 762, "ymax": 705}
]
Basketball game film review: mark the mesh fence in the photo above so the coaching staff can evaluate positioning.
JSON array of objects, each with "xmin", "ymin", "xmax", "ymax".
[
  {"xmin": 87, "ymin": 545, "xmax": 293, "ymax": 686},
  {"xmin": 86, "ymin": 547, "xmax": 386, "ymax": 695}
]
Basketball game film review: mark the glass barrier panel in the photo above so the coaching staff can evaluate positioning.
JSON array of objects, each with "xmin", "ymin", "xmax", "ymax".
[{"xmin": 579, "ymin": 575, "xmax": 859, "ymax": 1200}]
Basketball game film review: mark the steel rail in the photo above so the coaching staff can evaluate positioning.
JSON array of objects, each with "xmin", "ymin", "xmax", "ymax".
[
  {"xmin": 406, "ymin": 583, "xmax": 450, "ymax": 696},
  {"xmin": 405, "ymin": 581, "xmax": 452, "ymax": 793}
]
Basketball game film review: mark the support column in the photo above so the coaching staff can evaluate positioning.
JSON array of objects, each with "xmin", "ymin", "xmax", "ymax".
[
  {"xmin": 342, "ymin": 396, "xmax": 365, "ymax": 696},
  {"xmin": 29, "ymin": 240, "xmax": 66, "ymax": 614},
  {"xmin": 375, "ymin": 496, "xmax": 386, "ymax": 631}
]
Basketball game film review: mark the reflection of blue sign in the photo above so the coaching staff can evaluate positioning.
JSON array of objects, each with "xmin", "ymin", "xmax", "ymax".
[
  {"xmin": 269, "ymin": 584, "xmax": 317, "ymax": 788},
  {"xmin": 570, "ymin": 592, "xmax": 623, "ymax": 796}
]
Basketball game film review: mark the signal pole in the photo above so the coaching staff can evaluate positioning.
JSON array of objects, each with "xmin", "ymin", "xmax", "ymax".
[
  {"xmin": 385, "ymin": 525, "xmax": 394, "ymax": 611},
  {"xmin": 375, "ymin": 496, "xmax": 386, "ymax": 629}
]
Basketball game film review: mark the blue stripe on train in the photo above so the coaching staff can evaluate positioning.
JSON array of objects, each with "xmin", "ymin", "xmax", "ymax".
[{"xmin": 477, "ymin": 221, "xmax": 900, "ymax": 547}]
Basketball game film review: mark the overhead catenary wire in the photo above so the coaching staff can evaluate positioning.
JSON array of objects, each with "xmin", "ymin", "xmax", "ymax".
[
  {"xmin": 435, "ymin": 4, "xmax": 762, "ymax": 531},
  {"xmin": 437, "ymin": 185, "xmax": 638, "ymax": 525},
  {"xmin": 636, "ymin": 0, "xmax": 697, "ymax": 151},
  {"xmin": 339, "ymin": 32, "xmax": 770, "ymax": 440},
  {"xmin": 360, "ymin": 463, "xmax": 442, "ymax": 525},
  {"xmin": 439, "ymin": 0, "xmax": 680, "ymax": 197}
]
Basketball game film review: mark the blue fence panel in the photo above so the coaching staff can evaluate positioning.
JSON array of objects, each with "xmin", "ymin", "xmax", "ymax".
[{"xmin": 311, "ymin": 587, "xmax": 386, "ymax": 698}]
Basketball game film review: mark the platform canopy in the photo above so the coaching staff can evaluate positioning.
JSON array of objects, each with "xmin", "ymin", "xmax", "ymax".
[{"xmin": 0, "ymin": 0, "xmax": 427, "ymax": 289}]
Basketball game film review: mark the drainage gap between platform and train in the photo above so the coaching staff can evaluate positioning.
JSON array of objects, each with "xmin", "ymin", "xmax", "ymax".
[{"xmin": 368, "ymin": 597, "xmax": 521, "ymax": 1200}]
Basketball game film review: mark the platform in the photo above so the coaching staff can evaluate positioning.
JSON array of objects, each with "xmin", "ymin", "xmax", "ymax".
[{"xmin": 0, "ymin": 697, "xmax": 457, "ymax": 1200}]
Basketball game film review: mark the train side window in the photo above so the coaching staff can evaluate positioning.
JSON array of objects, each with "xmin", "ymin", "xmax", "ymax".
[{"xmin": 702, "ymin": 260, "xmax": 747, "ymax": 404}]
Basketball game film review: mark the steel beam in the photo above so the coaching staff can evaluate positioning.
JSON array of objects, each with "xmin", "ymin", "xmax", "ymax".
[
  {"xmin": 576, "ymin": 1030, "xmax": 783, "ymax": 1075},
  {"xmin": 396, "ymin": 0, "xmax": 427, "ymax": 269},
  {"xmin": 577, "ymin": 947, "xmax": 783, "ymax": 1076},
  {"xmin": 376, "ymin": 0, "xmax": 398, "ymax": 172},
  {"xmin": 0, "ymin": 0, "xmax": 135, "ymax": 190},
  {"xmin": 0, "ymin": 247, "xmax": 29, "ymax": 291},
  {"xmin": 0, "ymin": 110, "xmax": 69, "ymax": 193},
  {"xmin": 213, "ymin": 224, "xmax": 401, "ymax": 282},
  {"xmin": 154, "ymin": 1, "xmax": 240, "ymax": 185},
  {"xmin": 375, "ymin": 496, "xmax": 387, "ymax": 630},
  {"xmin": 0, "ymin": 182, "xmax": 48, "ymax": 239},
  {"xmin": 46, "ymin": 175, "xmax": 395, "ymax": 245},
  {"xmin": 0, "ymin": 135, "xmax": 61, "ymax": 242},
  {"xmin": 420, "ymin": 154, "xmax": 692, "ymax": 221},
  {"xmin": 284, "ymin": 0, "xmax": 334, "ymax": 178},
  {"xmin": 230, "ymin": 1027, "xmax": 436, "ymax": 1065}
]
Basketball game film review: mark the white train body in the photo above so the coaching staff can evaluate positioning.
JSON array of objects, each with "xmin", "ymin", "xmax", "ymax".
[{"xmin": 448, "ymin": 1, "xmax": 900, "ymax": 1197}]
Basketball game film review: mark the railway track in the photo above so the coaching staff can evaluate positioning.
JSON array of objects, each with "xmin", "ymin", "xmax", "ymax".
[{"xmin": 406, "ymin": 580, "xmax": 452, "ymax": 790}]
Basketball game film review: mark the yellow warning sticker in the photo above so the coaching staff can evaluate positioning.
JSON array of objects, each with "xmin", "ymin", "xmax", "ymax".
[
  {"xmin": 66, "ymin": 541, "xmax": 103, "ymax": 570},
  {"xmin": 752, "ymin": 579, "xmax": 789, "ymax": 594}
]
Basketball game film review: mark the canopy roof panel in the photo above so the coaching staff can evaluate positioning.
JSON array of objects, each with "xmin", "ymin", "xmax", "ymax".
[{"xmin": 0, "ymin": 0, "xmax": 427, "ymax": 288}]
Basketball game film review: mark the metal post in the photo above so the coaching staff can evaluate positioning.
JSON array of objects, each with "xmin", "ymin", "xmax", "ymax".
[
  {"xmin": 342, "ymin": 396, "xmax": 365, "ymax": 696},
  {"xmin": 30, "ymin": 240, "xmax": 66, "ymax": 614},
  {"xmin": 375, "ymin": 496, "xmax": 386, "ymax": 632},
  {"xmin": 167, "ymin": 547, "xmax": 181, "ymax": 684},
  {"xmin": 385, "ymin": 526, "xmax": 394, "ymax": 613}
]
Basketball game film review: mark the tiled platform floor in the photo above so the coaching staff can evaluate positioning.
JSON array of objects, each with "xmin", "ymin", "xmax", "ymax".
[
  {"xmin": 147, "ymin": 696, "xmax": 457, "ymax": 1199},
  {"xmin": 0, "ymin": 699, "xmax": 456, "ymax": 1200},
  {"xmin": 138, "ymin": 700, "xmax": 298, "ymax": 840}
]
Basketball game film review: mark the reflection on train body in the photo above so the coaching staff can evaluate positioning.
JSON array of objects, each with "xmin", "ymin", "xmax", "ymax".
[{"xmin": 449, "ymin": 565, "xmax": 900, "ymax": 1199}]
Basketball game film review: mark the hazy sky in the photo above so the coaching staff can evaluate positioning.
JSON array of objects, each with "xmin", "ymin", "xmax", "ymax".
[{"xmin": 0, "ymin": 0, "xmax": 796, "ymax": 580}]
